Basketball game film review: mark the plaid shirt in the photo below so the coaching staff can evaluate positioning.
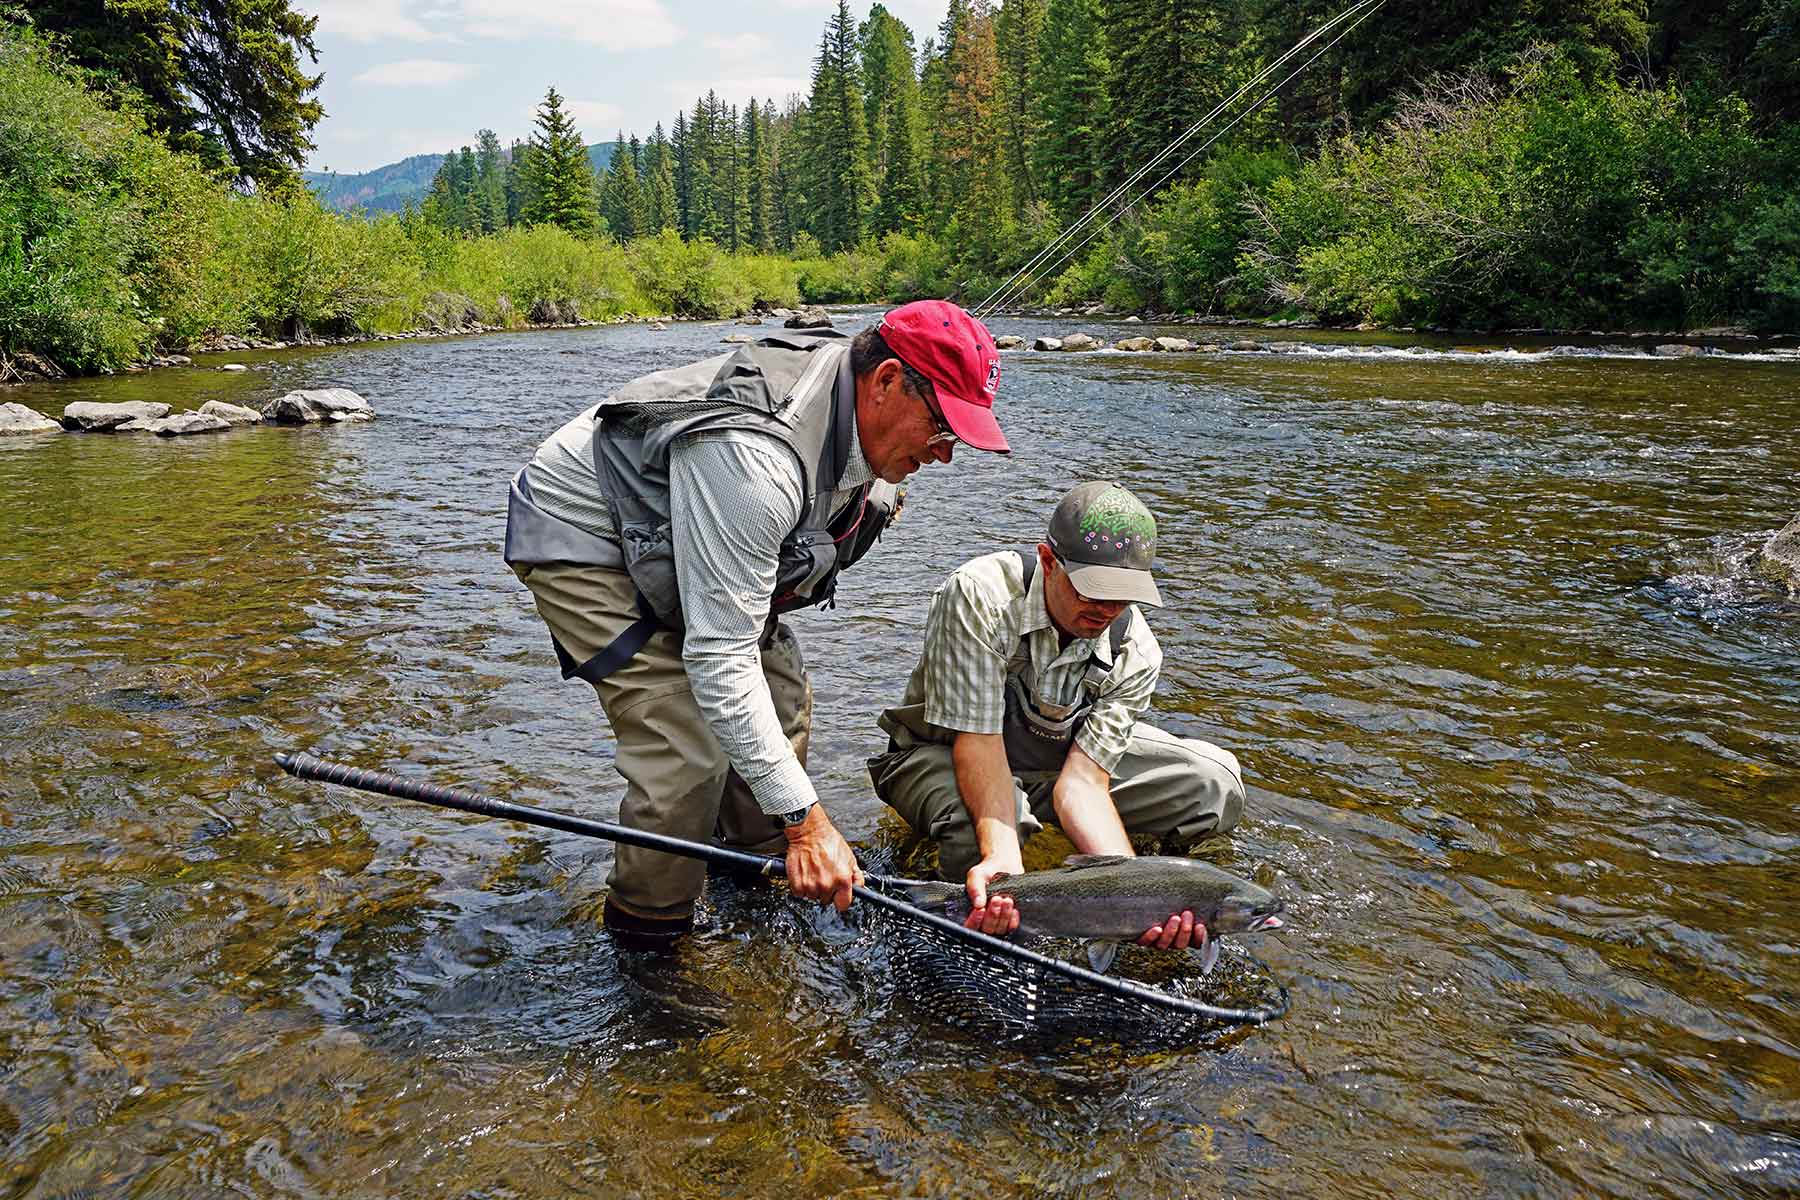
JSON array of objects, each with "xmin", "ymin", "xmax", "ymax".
[{"xmin": 896, "ymin": 550, "xmax": 1161, "ymax": 773}]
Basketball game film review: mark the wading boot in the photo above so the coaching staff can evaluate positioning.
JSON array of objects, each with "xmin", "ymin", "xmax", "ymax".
[{"xmin": 602, "ymin": 896, "xmax": 692, "ymax": 953}]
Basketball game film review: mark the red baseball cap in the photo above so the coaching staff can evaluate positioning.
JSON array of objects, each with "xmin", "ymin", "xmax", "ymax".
[{"xmin": 878, "ymin": 300, "xmax": 1009, "ymax": 453}]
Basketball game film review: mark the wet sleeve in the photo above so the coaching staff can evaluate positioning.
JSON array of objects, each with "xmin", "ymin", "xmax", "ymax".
[
  {"xmin": 669, "ymin": 433, "xmax": 816, "ymax": 817},
  {"xmin": 921, "ymin": 569, "xmax": 1009, "ymax": 735},
  {"xmin": 1074, "ymin": 609, "xmax": 1162, "ymax": 774}
]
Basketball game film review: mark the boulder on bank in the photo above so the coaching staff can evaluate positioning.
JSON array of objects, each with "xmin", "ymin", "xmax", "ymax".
[
  {"xmin": 784, "ymin": 305, "xmax": 833, "ymax": 329},
  {"xmin": 1033, "ymin": 336, "xmax": 1063, "ymax": 351},
  {"xmin": 528, "ymin": 297, "xmax": 578, "ymax": 326},
  {"xmin": 994, "ymin": 335, "xmax": 1026, "ymax": 350},
  {"xmin": 61, "ymin": 401, "xmax": 171, "ymax": 431},
  {"xmin": 198, "ymin": 400, "xmax": 263, "ymax": 426},
  {"xmin": 120, "ymin": 411, "xmax": 232, "ymax": 437},
  {"xmin": 1060, "ymin": 333, "xmax": 1100, "ymax": 351},
  {"xmin": 0, "ymin": 402, "xmax": 61, "ymax": 435},
  {"xmin": 1113, "ymin": 336, "xmax": 1156, "ymax": 352},
  {"xmin": 262, "ymin": 388, "xmax": 374, "ymax": 424},
  {"xmin": 1756, "ymin": 516, "xmax": 1800, "ymax": 593}
]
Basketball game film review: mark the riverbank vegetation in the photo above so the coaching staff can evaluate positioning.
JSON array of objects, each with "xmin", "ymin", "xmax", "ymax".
[{"xmin": 2, "ymin": 0, "xmax": 1797, "ymax": 376}]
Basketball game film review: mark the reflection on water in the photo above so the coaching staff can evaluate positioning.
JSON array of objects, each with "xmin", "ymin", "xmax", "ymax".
[{"xmin": 2, "ymin": 316, "xmax": 1796, "ymax": 1197}]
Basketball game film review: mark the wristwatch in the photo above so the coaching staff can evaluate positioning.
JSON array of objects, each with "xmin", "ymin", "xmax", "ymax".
[{"xmin": 775, "ymin": 803, "xmax": 815, "ymax": 829}]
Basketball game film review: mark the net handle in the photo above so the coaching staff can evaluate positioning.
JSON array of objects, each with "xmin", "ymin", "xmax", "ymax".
[{"xmin": 274, "ymin": 751, "xmax": 1290, "ymax": 1026}]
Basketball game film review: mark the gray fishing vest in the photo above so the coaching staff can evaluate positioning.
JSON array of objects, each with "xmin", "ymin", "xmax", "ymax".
[{"xmin": 1002, "ymin": 551, "xmax": 1131, "ymax": 775}]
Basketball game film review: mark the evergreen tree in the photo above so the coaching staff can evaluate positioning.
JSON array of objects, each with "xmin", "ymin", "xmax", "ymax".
[
  {"xmin": 505, "ymin": 138, "xmax": 537, "ymax": 227},
  {"xmin": 805, "ymin": 1, "xmax": 876, "ymax": 250},
  {"xmin": 1103, "ymin": 0, "xmax": 1237, "ymax": 192},
  {"xmin": 474, "ymin": 129, "xmax": 506, "ymax": 232},
  {"xmin": 672, "ymin": 110, "xmax": 693, "ymax": 235},
  {"xmin": 641, "ymin": 124, "xmax": 679, "ymax": 233},
  {"xmin": 600, "ymin": 130, "xmax": 643, "ymax": 241},
  {"xmin": 745, "ymin": 100, "xmax": 775, "ymax": 251},
  {"xmin": 522, "ymin": 86, "xmax": 597, "ymax": 235},
  {"xmin": 23, "ymin": 0, "xmax": 324, "ymax": 187},
  {"xmin": 862, "ymin": 4, "xmax": 925, "ymax": 235},
  {"xmin": 1033, "ymin": 0, "xmax": 1111, "ymax": 223},
  {"xmin": 996, "ymin": 0, "xmax": 1046, "ymax": 216},
  {"xmin": 933, "ymin": 0, "xmax": 1011, "ymax": 249}
]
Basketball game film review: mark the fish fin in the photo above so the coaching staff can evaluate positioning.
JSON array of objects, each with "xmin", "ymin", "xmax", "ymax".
[
  {"xmin": 889, "ymin": 877, "xmax": 960, "ymax": 910},
  {"xmin": 1085, "ymin": 941, "xmax": 1120, "ymax": 974},
  {"xmin": 1061, "ymin": 854, "xmax": 1130, "ymax": 871},
  {"xmin": 1199, "ymin": 936, "xmax": 1220, "ymax": 977}
]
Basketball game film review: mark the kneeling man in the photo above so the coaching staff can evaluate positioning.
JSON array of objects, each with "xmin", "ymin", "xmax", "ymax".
[{"xmin": 868, "ymin": 482, "xmax": 1246, "ymax": 945}]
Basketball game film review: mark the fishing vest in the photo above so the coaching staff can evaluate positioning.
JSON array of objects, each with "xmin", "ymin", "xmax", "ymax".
[
  {"xmin": 506, "ymin": 332, "xmax": 895, "ymax": 679},
  {"xmin": 1001, "ymin": 550, "xmax": 1132, "ymax": 775}
]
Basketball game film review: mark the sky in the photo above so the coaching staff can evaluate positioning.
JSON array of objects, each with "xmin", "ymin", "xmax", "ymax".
[{"xmin": 295, "ymin": 0, "xmax": 951, "ymax": 174}]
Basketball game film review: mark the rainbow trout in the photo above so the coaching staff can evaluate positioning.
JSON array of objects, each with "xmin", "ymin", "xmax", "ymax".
[{"xmin": 898, "ymin": 854, "xmax": 1286, "ymax": 974}]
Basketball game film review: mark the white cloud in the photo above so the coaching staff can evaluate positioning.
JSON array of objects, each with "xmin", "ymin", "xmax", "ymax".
[
  {"xmin": 561, "ymin": 100, "xmax": 625, "ymax": 137},
  {"xmin": 703, "ymin": 32, "xmax": 772, "ymax": 61},
  {"xmin": 300, "ymin": 0, "xmax": 445, "ymax": 42},
  {"xmin": 459, "ymin": 0, "xmax": 681, "ymax": 51},
  {"xmin": 354, "ymin": 59, "xmax": 479, "ymax": 86}
]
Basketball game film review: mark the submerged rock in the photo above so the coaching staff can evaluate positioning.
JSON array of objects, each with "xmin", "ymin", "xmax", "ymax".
[
  {"xmin": 722, "ymin": 333, "xmax": 756, "ymax": 344},
  {"xmin": 0, "ymin": 402, "xmax": 61, "ymax": 435},
  {"xmin": 262, "ymin": 388, "xmax": 374, "ymax": 424},
  {"xmin": 1756, "ymin": 516, "xmax": 1800, "ymax": 593},
  {"xmin": 61, "ymin": 401, "xmax": 171, "ymax": 431}
]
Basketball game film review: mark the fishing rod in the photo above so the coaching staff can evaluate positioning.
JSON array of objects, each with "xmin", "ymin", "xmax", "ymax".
[
  {"xmin": 274, "ymin": 750, "xmax": 1289, "ymax": 1027},
  {"xmin": 974, "ymin": 0, "xmax": 1386, "ymax": 318}
]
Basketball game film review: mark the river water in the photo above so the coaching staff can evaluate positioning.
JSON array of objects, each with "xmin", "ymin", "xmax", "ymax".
[{"xmin": 2, "ymin": 313, "xmax": 1796, "ymax": 1197}]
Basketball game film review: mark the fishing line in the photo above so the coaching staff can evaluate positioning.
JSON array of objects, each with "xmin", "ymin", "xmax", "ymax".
[
  {"xmin": 983, "ymin": 0, "xmax": 1387, "ymax": 313},
  {"xmin": 274, "ymin": 751, "xmax": 1290, "ymax": 1028},
  {"xmin": 974, "ymin": 0, "xmax": 1385, "ymax": 318}
]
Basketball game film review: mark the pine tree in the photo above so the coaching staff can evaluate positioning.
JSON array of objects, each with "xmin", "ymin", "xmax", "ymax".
[
  {"xmin": 805, "ymin": 1, "xmax": 876, "ymax": 250},
  {"xmin": 933, "ymin": 0, "xmax": 1011, "ymax": 251},
  {"xmin": 522, "ymin": 86, "xmax": 598, "ymax": 235},
  {"xmin": 862, "ymin": 4, "xmax": 925, "ymax": 236},
  {"xmin": 1102, "ymin": 0, "xmax": 1235, "ymax": 193},
  {"xmin": 671, "ymin": 110, "xmax": 693, "ymax": 236},
  {"xmin": 1033, "ymin": 0, "xmax": 1111, "ymax": 224},
  {"xmin": 505, "ymin": 138, "xmax": 537, "ymax": 226},
  {"xmin": 600, "ymin": 131, "xmax": 643, "ymax": 241},
  {"xmin": 745, "ymin": 100, "xmax": 774, "ymax": 251},
  {"xmin": 474, "ymin": 128, "xmax": 506, "ymax": 232},
  {"xmin": 641, "ymin": 123, "xmax": 679, "ymax": 233},
  {"xmin": 996, "ymin": 0, "xmax": 1046, "ymax": 217}
]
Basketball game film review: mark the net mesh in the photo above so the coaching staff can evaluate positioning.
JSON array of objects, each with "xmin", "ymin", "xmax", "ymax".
[{"xmin": 860, "ymin": 876, "xmax": 1288, "ymax": 1048}]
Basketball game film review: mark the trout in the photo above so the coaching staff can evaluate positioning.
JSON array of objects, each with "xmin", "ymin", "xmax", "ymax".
[{"xmin": 898, "ymin": 854, "xmax": 1286, "ymax": 974}]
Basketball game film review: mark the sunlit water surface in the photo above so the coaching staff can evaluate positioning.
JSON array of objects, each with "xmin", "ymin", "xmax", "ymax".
[{"xmin": 2, "ymin": 314, "xmax": 1797, "ymax": 1197}]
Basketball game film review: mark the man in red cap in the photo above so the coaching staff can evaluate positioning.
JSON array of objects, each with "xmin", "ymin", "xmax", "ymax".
[{"xmin": 505, "ymin": 300, "xmax": 1007, "ymax": 947}]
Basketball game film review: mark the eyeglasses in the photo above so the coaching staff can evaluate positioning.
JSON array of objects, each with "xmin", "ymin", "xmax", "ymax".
[{"xmin": 919, "ymin": 389, "xmax": 958, "ymax": 448}]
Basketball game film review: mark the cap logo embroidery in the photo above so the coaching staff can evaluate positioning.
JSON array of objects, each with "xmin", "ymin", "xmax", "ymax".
[
  {"xmin": 983, "ymin": 359, "xmax": 999, "ymax": 395},
  {"xmin": 1078, "ymin": 488, "xmax": 1156, "ymax": 543}
]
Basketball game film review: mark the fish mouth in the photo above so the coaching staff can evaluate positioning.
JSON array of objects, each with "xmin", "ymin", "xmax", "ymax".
[{"xmin": 1249, "ymin": 913, "xmax": 1285, "ymax": 933}]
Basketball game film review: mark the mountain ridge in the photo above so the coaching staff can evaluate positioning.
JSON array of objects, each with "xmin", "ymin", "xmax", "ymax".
[{"xmin": 305, "ymin": 142, "xmax": 618, "ymax": 213}]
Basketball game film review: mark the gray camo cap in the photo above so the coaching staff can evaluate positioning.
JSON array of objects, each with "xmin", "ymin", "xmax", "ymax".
[{"xmin": 1046, "ymin": 481, "xmax": 1162, "ymax": 607}]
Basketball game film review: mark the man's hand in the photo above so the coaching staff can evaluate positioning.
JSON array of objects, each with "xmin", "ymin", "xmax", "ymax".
[
  {"xmin": 783, "ymin": 807, "xmax": 863, "ymax": 912},
  {"xmin": 1137, "ymin": 910, "xmax": 1203, "ymax": 950},
  {"xmin": 964, "ymin": 852, "xmax": 1024, "ymax": 936}
]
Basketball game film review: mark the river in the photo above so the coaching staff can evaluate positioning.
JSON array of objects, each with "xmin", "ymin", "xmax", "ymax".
[{"xmin": 2, "ymin": 312, "xmax": 1796, "ymax": 1197}]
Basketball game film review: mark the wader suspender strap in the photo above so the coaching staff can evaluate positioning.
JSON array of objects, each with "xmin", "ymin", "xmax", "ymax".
[{"xmin": 554, "ymin": 588, "xmax": 660, "ymax": 686}]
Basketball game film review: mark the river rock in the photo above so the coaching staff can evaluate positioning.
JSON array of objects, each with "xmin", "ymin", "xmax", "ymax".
[
  {"xmin": 221, "ymin": 363, "xmax": 248, "ymax": 372},
  {"xmin": 994, "ymin": 335, "xmax": 1026, "ymax": 349},
  {"xmin": 1033, "ymin": 336, "xmax": 1063, "ymax": 351},
  {"xmin": 722, "ymin": 333, "xmax": 756, "ymax": 344},
  {"xmin": 1153, "ymin": 337, "xmax": 1194, "ymax": 352},
  {"xmin": 784, "ymin": 305, "xmax": 833, "ymax": 329},
  {"xmin": 262, "ymin": 388, "xmax": 374, "ymax": 424},
  {"xmin": 1061, "ymin": 333, "xmax": 1100, "ymax": 351},
  {"xmin": 198, "ymin": 400, "xmax": 264, "ymax": 426},
  {"xmin": 120, "ymin": 411, "xmax": 232, "ymax": 437},
  {"xmin": 1228, "ymin": 340, "xmax": 1263, "ymax": 351},
  {"xmin": 1123, "ymin": 315, "xmax": 1142, "ymax": 323},
  {"xmin": 1113, "ymin": 336, "xmax": 1156, "ymax": 352},
  {"xmin": 736, "ymin": 315, "xmax": 764, "ymax": 325},
  {"xmin": 61, "ymin": 401, "xmax": 171, "ymax": 431},
  {"xmin": 1654, "ymin": 343, "xmax": 1704, "ymax": 357},
  {"xmin": 1755, "ymin": 516, "xmax": 1800, "ymax": 593},
  {"xmin": 0, "ymin": 402, "xmax": 61, "ymax": 435}
]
